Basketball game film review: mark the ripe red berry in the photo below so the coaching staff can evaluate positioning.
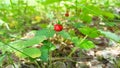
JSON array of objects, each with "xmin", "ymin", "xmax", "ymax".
[
  {"xmin": 65, "ymin": 12, "xmax": 69, "ymax": 17},
  {"xmin": 54, "ymin": 24, "xmax": 63, "ymax": 32}
]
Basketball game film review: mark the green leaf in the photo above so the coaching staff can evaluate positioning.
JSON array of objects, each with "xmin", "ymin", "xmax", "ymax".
[
  {"xmin": 82, "ymin": 5, "xmax": 102, "ymax": 16},
  {"xmin": 68, "ymin": 29, "xmax": 76, "ymax": 37},
  {"xmin": 42, "ymin": 40, "xmax": 56, "ymax": 51},
  {"xmin": 10, "ymin": 36, "xmax": 46, "ymax": 49},
  {"xmin": 105, "ymin": 22, "xmax": 116, "ymax": 27},
  {"xmin": 72, "ymin": 37, "xmax": 95, "ymax": 50},
  {"xmin": 36, "ymin": 28, "xmax": 55, "ymax": 38},
  {"xmin": 40, "ymin": 40, "xmax": 56, "ymax": 61},
  {"xmin": 58, "ymin": 30, "xmax": 71, "ymax": 39},
  {"xmin": 73, "ymin": 23, "xmax": 84, "ymax": 28},
  {"xmin": 0, "ymin": 42, "xmax": 5, "ymax": 50},
  {"xmin": 49, "ymin": 45, "xmax": 56, "ymax": 51},
  {"xmin": 0, "ymin": 42, "xmax": 8, "ymax": 53},
  {"xmin": 42, "ymin": 0, "xmax": 62, "ymax": 5},
  {"xmin": 79, "ymin": 40, "xmax": 95, "ymax": 50},
  {"xmin": 79, "ymin": 27, "xmax": 100, "ymax": 38},
  {"xmin": 102, "ymin": 11, "xmax": 114, "ymax": 19},
  {"xmin": 80, "ymin": 14, "xmax": 92, "ymax": 23},
  {"xmin": 71, "ymin": 37, "xmax": 80, "ymax": 46},
  {"xmin": 99, "ymin": 30, "xmax": 120, "ymax": 42},
  {"xmin": 0, "ymin": 54, "xmax": 6, "ymax": 66},
  {"xmin": 16, "ymin": 48, "xmax": 41, "ymax": 58},
  {"xmin": 40, "ymin": 45, "xmax": 49, "ymax": 62}
]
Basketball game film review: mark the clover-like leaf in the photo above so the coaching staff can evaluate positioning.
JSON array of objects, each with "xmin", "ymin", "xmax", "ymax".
[
  {"xmin": 72, "ymin": 37, "xmax": 95, "ymax": 50},
  {"xmin": 58, "ymin": 30, "xmax": 71, "ymax": 39},
  {"xmin": 79, "ymin": 27, "xmax": 100, "ymax": 38}
]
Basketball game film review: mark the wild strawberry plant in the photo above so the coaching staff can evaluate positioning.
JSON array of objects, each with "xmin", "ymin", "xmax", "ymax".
[{"xmin": 0, "ymin": 0, "xmax": 120, "ymax": 67}]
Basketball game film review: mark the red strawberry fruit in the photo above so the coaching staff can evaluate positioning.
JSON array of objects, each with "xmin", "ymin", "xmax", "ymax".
[
  {"xmin": 54, "ymin": 24, "xmax": 63, "ymax": 32},
  {"xmin": 65, "ymin": 13, "xmax": 69, "ymax": 17},
  {"xmin": 65, "ymin": 11, "xmax": 69, "ymax": 17}
]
